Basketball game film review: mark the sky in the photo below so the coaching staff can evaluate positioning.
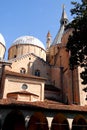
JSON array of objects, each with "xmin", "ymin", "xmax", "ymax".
[{"xmin": 0, "ymin": 0, "xmax": 80, "ymax": 59}]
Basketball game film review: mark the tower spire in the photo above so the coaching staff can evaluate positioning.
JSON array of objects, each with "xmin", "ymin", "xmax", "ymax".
[
  {"xmin": 52, "ymin": 5, "xmax": 68, "ymax": 45},
  {"xmin": 60, "ymin": 4, "xmax": 68, "ymax": 26}
]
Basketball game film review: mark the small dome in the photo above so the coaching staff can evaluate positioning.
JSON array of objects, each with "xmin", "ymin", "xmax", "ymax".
[
  {"xmin": 11, "ymin": 36, "xmax": 45, "ymax": 50},
  {"xmin": 0, "ymin": 33, "xmax": 5, "ymax": 47}
]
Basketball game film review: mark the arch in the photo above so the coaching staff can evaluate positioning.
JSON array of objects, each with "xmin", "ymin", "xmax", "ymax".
[
  {"xmin": 51, "ymin": 113, "xmax": 70, "ymax": 130},
  {"xmin": 72, "ymin": 114, "xmax": 87, "ymax": 130},
  {"xmin": 2, "ymin": 110, "xmax": 26, "ymax": 130},
  {"xmin": 27, "ymin": 112, "xmax": 49, "ymax": 130}
]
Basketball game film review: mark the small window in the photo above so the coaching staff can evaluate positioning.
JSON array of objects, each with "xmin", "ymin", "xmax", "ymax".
[
  {"xmin": 48, "ymin": 38, "xmax": 50, "ymax": 41},
  {"xmin": 35, "ymin": 69, "xmax": 40, "ymax": 77},
  {"xmin": 14, "ymin": 55, "xmax": 17, "ymax": 58},
  {"xmin": 20, "ymin": 68, "xmax": 26, "ymax": 74},
  {"xmin": 22, "ymin": 84, "xmax": 28, "ymax": 90},
  {"xmin": 29, "ymin": 57, "xmax": 31, "ymax": 60}
]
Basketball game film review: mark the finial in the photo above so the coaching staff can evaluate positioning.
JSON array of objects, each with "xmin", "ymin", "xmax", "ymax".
[
  {"xmin": 47, "ymin": 31, "xmax": 51, "ymax": 37},
  {"xmin": 62, "ymin": 4, "xmax": 65, "ymax": 10}
]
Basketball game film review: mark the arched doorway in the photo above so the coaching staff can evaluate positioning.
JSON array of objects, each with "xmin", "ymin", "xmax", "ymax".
[
  {"xmin": 27, "ymin": 112, "xmax": 49, "ymax": 130},
  {"xmin": 2, "ymin": 110, "xmax": 26, "ymax": 130},
  {"xmin": 51, "ymin": 113, "xmax": 70, "ymax": 130},
  {"xmin": 72, "ymin": 114, "xmax": 87, "ymax": 130}
]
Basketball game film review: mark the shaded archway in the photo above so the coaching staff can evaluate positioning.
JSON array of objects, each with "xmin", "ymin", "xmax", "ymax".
[
  {"xmin": 72, "ymin": 114, "xmax": 87, "ymax": 130},
  {"xmin": 27, "ymin": 112, "xmax": 49, "ymax": 130},
  {"xmin": 51, "ymin": 113, "xmax": 70, "ymax": 130},
  {"xmin": 2, "ymin": 110, "xmax": 26, "ymax": 130}
]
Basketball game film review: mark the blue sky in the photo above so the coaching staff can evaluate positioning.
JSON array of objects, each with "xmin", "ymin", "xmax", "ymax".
[{"xmin": 0, "ymin": 0, "xmax": 80, "ymax": 59}]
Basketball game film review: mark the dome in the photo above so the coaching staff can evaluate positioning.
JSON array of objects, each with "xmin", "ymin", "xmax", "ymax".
[
  {"xmin": 0, "ymin": 33, "xmax": 5, "ymax": 47},
  {"xmin": 12, "ymin": 36, "xmax": 45, "ymax": 50}
]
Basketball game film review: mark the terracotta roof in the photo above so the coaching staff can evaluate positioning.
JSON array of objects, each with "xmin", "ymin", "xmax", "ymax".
[
  {"xmin": 0, "ymin": 99, "xmax": 87, "ymax": 112},
  {"xmin": 7, "ymin": 91, "xmax": 39, "ymax": 97}
]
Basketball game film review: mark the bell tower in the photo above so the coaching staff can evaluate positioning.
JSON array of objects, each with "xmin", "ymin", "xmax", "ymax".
[
  {"xmin": 46, "ymin": 31, "xmax": 51, "ymax": 49},
  {"xmin": 46, "ymin": 31, "xmax": 51, "ymax": 62}
]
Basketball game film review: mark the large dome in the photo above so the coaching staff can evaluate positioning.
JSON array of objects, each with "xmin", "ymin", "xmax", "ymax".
[
  {"xmin": 0, "ymin": 33, "xmax": 5, "ymax": 47},
  {"xmin": 12, "ymin": 36, "xmax": 45, "ymax": 50}
]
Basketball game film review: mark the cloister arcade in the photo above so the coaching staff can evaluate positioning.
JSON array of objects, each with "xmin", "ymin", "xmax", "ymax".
[{"xmin": 1, "ymin": 110, "xmax": 87, "ymax": 130}]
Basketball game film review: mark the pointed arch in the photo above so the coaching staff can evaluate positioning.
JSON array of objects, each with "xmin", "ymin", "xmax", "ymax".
[
  {"xmin": 27, "ymin": 112, "xmax": 49, "ymax": 130},
  {"xmin": 51, "ymin": 113, "xmax": 70, "ymax": 130},
  {"xmin": 72, "ymin": 114, "xmax": 87, "ymax": 130},
  {"xmin": 2, "ymin": 110, "xmax": 26, "ymax": 130}
]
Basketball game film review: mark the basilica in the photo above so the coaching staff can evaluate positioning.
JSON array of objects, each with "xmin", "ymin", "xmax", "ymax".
[{"xmin": 0, "ymin": 7, "xmax": 87, "ymax": 130}]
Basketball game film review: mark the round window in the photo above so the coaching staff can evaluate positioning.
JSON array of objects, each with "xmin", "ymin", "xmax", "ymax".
[{"xmin": 22, "ymin": 84, "xmax": 28, "ymax": 90}]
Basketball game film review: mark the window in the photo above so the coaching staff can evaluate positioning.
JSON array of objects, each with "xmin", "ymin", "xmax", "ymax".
[
  {"xmin": 14, "ymin": 55, "xmax": 17, "ymax": 58},
  {"xmin": 22, "ymin": 84, "xmax": 28, "ymax": 90},
  {"xmin": 20, "ymin": 68, "xmax": 26, "ymax": 74},
  {"xmin": 29, "ymin": 57, "xmax": 31, "ymax": 60},
  {"xmin": 35, "ymin": 69, "xmax": 40, "ymax": 77}
]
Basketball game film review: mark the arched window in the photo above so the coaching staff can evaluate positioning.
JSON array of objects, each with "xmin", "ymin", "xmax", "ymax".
[
  {"xmin": 35, "ymin": 70, "xmax": 40, "ymax": 77},
  {"xmin": 20, "ymin": 68, "xmax": 26, "ymax": 74}
]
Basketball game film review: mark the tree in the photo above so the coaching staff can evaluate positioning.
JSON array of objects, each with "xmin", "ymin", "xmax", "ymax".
[{"xmin": 66, "ymin": 0, "xmax": 87, "ymax": 84}]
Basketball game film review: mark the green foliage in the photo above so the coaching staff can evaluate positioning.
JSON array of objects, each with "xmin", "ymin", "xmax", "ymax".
[
  {"xmin": 66, "ymin": 0, "xmax": 87, "ymax": 84},
  {"xmin": 80, "ymin": 68, "xmax": 87, "ymax": 84}
]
